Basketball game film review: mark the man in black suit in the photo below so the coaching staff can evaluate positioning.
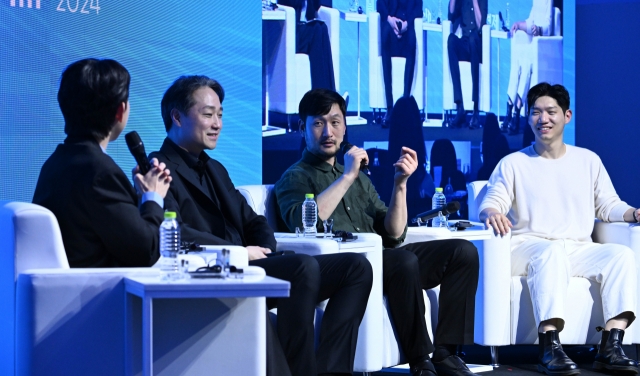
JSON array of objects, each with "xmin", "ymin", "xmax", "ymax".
[
  {"xmin": 447, "ymin": 0, "xmax": 487, "ymax": 129},
  {"xmin": 33, "ymin": 58, "xmax": 172, "ymax": 268},
  {"xmin": 278, "ymin": 0, "xmax": 336, "ymax": 90},
  {"xmin": 150, "ymin": 75, "xmax": 372, "ymax": 376},
  {"xmin": 378, "ymin": 0, "xmax": 422, "ymax": 124}
]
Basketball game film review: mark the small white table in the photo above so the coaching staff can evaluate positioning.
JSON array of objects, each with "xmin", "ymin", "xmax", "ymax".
[
  {"xmin": 341, "ymin": 11, "xmax": 368, "ymax": 125},
  {"xmin": 406, "ymin": 222, "xmax": 493, "ymax": 243},
  {"xmin": 125, "ymin": 275, "xmax": 290, "ymax": 376}
]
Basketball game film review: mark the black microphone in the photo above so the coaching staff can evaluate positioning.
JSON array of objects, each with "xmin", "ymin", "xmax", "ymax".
[
  {"xmin": 340, "ymin": 141, "xmax": 370, "ymax": 175},
  {"xmin": 125, "ymin": 131, "xmax": 151, "ymax": 175},
  {"xmin": 498, "ymin": 11, "xmax": 509, "ymax": 32},
  {"xmin": 412, "ymin": 201, "xmax": 461, "ymax": 223}
]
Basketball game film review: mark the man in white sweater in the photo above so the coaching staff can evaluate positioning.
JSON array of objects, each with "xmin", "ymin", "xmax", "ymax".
[{"xmin": 480, "ymin": 83, "xmax": 639, "ymax": 375}]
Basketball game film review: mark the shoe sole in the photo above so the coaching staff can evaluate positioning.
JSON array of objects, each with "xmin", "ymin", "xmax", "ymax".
[
  {"xmin": 537, "ymin": 364, "xmax": 581, "ymax": 376},
  {"xmin": 593, "ymin": 361, "xmax": 639, "ymax": 374}
]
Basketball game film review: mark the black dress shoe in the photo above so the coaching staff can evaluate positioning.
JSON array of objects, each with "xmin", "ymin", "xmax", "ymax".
[
  {"xmin": 432, "ymin": 355, "xmax": 474, "ymax": 376},
  {"xmin": 410, "ymin": 359, "xmax": 438, "ymax": 376},
  {"xmin": 538, "ymin": 331, "xmax": 580, "ymax": 375},
  {"xmin": 501, "ymin": 101, "xmax": 513, "ymax": 132},
  {"xmin": 593, "ymin": 329, "xmax": 639, "ymax": 373},
  {"xmin": 468, "ymin": 112, "xmax": 480, "ymax": 129},
  {"xmin": 451, "ymin": 110, "xmax": 466, "ymax": 128},
  {"xmin": 382, "ymin": 109, "xmax": 392, "ymax": 128}
]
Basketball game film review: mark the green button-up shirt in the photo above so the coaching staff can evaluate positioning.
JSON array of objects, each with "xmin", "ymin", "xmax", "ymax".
[{"xmin": 274, "ymin": 149, "xmax": 407, "ymax": 248}]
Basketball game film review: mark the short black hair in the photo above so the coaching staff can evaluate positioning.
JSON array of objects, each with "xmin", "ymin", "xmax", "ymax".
[
  {"xmin": 298, "ymin": 89, "xmax": 346, "ymax": 124},
  {"xmin": 161, "ymin": 75, "xmax": 225, "ymax": 132},
  {"xmin": 58, "ymin": 58, "xmax": 130, "ymax": 140},
  {"xmin": 527, "ymin": 82, "xmax": 570, "ymax": 115}
]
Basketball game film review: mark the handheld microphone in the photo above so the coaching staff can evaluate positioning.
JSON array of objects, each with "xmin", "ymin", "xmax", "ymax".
[
  {"xmin": 498, "ymin": 11, "xmax": 509, "ymax": 32},
  {"xmin": 412, "ymin": 201, "xmax": 460, "ymax": 223},
  {"xmin": 340, "ymin": 141, "xmax": 370, "ymax": 176},
  {"xmin": 124, "ymin": 131, "xmax": 151, "ymax": 175}
]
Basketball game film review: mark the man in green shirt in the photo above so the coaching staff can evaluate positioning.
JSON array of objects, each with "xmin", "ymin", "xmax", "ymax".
[{"xmin": 275, "ymin": 89, "xmax": 479, "ymax": 376}]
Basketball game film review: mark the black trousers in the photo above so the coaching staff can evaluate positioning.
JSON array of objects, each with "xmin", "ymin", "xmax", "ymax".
[
  {"xmin": 447, "ymin": 31, "xmax": 482, "ymax": 105},
  {"xmin": 296, "ymin": 20, "xmax": 336, "ymax": 91},
  {"xmin": 252, "ymin": 252, "xmax": 373, "ymax": 376},
  {"xmin": 383, "ymin": 239, "xmax": 479, "ymax": 362},
  {"xmin": 381, "ymin": 21, "xmax": 417, "ymax": 110}
]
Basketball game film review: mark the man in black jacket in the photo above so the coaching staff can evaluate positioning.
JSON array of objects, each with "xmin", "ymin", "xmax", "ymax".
[
  {"xmin": 33, "ymin": 58, "xmax": 172, "ymax": 268},
  {"xmin": 149, "ymin": 75, "xmax": 372, "ymax": 376}
]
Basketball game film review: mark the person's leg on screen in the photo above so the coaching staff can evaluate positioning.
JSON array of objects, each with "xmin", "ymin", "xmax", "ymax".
[
  {"xmin": 468, "ymin": 31, "xmax": 482, "ymax": 129},
  {"xmin": 447, "ymin": 34, "xmax": 471, "ymax": 128}
]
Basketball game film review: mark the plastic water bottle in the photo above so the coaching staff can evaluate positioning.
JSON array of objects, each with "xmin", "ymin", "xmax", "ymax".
[
  {"xmin": 159, "ymin": 211, "xmax": 182, "ymax": 280},
  {"xmin": 431, "ymin": 187, "xmax": 447, "ymax": 227},
  {"xmin": 302, "ymin": 193, "xmax": 318, "ymax": 237}
]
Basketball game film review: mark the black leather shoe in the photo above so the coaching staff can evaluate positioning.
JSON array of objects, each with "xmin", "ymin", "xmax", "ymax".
[
  {"xmin": 501, "ymin": 101, "xmax": 513, "ymax": 132},
  {"xmin": 469, "ymin": 111, "xmax": 480, "ymax": 129},
  {"xmin": 538, "ymin": 331, "xmax": 580, "ymax": 375},
  {"xmin": 508, "ymin": 109, "xmax": 520, "ymax": 135},
  {"xmin": 593, "ymin": 329, "xmax": 639, "ymax": 373},
  {"xmin": 382, "ymin": 109, "xmax": 392, "ymax": 128},
  {"xmin": 451, "ymin": 105, "xmax": 467, "ymax": 128},
  {"xmin": 410, "ymin": 358, "xmax": 438, "ymax": 376},
  {"xmin": 432, "ymin": 355, "xmax": 475, "ymax": 376}
]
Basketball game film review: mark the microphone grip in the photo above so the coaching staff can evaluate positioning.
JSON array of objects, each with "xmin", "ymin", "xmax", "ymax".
[{"xmin": 134, "ymin": 150, "xmax": 151, "ymax": 175}]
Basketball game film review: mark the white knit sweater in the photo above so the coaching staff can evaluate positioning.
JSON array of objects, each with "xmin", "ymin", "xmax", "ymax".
[{"xmin": 479, "ymin": 145, "xmax": 632, "ymax": 242}]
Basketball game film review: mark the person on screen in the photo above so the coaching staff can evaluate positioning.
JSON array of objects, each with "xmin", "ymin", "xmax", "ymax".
[
  {"xmin": 477, "ymin": 113, "xmax": 510, "ymax": 181},
  {"xmin": 501, "ymin": 0, "xmax": 553, "ymax": 135},
  {"xmin": 274, "ymin": 88, "xmax": 480, "ymax": 376},
  {"xmin": 32, "ymin": 58, "xmax": 172, "ymax": 268},
  {"xmin": 278, "ymin": 0, "xmax": 336, "ymax": 91},
  {"xmin": 446, "ymin": 0, "xmax": 487, "ymax": 129},
  {"xmin": 479, "ymin": 83, "xmax": 639, "ymax": 375},
  {"xmin": 149, "ymin": 75, "xmax": 372, "ymax": 376},
  {"xmin": 377, "ymin": 0, "xmax": 422, "ymax": 125}
]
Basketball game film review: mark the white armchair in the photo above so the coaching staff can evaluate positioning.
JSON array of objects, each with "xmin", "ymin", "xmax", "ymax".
[
  {"xmin": 467, "ymin": 181, "xmax": 640, "ymax": 365},
  {"xmin": 4, "ymin": 201, "xmax": 269, "ymax": 376},
  {"xmin": 368, "ymin": 12, "xmax": 424, "ymax": 111},
  {"xmin": 237, "ymin": 184, "xmax": 437, "ymax": 374},
  {"xmin": 442, "ymin": 23, "xmax": 491, "ymax": 120},
  {"xmin": 264, "ymin": 5, "xmax": 340, "ymax": 120}
]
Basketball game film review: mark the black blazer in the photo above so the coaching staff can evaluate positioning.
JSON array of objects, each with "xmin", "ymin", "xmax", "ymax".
[
  {"xmin": 150, "ymin": 139, "xmax": 276, "ymax": 251},
  {"xmin": 32, "ymin": 137, "xmax": 163, "ymax": 267}
]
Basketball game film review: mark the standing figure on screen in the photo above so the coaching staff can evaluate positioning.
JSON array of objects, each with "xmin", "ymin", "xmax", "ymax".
[
  {"xmin": 33, "ymin": 58, "xmax": 172, "ymax": 268},
  {"xmin": 480, "ymin": 83, "xmax": 639, "ymax": 375},
  {"xmin": 501, "ymin": 0, "xmax": 553, "ymax": 135},
  {"xmin": 447, "ymin": 0, "xmax": 487, "ymax": 129},
  {"xmin": 279, "ymin": 0, "xmax": 337, "ymax": 90},
  {"xmin": 377, "ymin": 0, "xmax": 422, "ymax": 125}
]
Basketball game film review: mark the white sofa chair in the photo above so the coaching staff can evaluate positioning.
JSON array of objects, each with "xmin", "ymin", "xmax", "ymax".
[
  {"xmin": 368, "ymin": 12, "xmax": 424, "ymax": 112},
  {"xmin": 466, "ymin": 181, "xmax": 640, "ymax": 365},
  {"xmin": 264, "ymin": 5, "xmax": 340, "ymax": 125},
  {"xmin": 3, "ymin": 201, "xmax": 271, "ymax": 376},
  {"xmin": 237, "ymin": 184, "xmax": 438, "ymax": 374},
  {"xmin": 442, "ymin": 22, "xmax": 491, "ymax": 124}
]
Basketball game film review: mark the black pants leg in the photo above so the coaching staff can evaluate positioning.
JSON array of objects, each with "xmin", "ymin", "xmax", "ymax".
[
  {"xmin": 266, "ymin": 312, "xmax": 293, "ymax": 376},
  {"xmin": 468, "ymin": 31, "xmax": 481, "ymax": 104},
  {"xmin": 398, "ymin": 239, "xmax": 479, "ymax": 345},
  {"xmin": 296, "ymin": 20, "xmax": 336, "ymax": 91},
  {"xmin": 251, "ymin": 254, "xmax": 320, "ymax": 376},
  {"xmin": 315, "ymin": 253, "xmax": 373, "ymax": 374},
  {"xmin": 447, "ymin": 32, "xmax": 482, "ymax": 106},
  {"xmin": 383, "ymin": 248, "xmax": 434, "ymax": 361},
  {"xmin": 381, "ymin": 21, "xmax": 417, "ymax": 110}
]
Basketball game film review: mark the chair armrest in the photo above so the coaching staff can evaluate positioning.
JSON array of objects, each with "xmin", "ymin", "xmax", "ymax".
[{"xmin": 474, "ymin": 230, "xmax": 512, "ymax": 346}]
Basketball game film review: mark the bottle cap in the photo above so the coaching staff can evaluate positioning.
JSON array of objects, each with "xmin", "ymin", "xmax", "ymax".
[
  {"xmin": 435, "ymin": 187, "xmax": 443, "ymax": 192},
  {"xmin": 164, "ymin": 211, "xmax": 177, "ymax": 219},
  {"xmin": 305, "ymin": 193, "xmax": 314, "ymax": 199}
]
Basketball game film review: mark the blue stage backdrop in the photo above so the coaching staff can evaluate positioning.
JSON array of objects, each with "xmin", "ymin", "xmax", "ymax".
[{"xmin": 0, "ymin": 0, "xmax": 262, "ymax": 203}]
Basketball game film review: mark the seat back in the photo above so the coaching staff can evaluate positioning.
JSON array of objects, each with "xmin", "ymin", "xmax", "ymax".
[
  {"xmin": 466, "ymin": 180, "xmax": 488, "ymax": 222},
  {"xmin": 0, "ymin": 201, "xmax": 69, "ymax": 375},
  {"xmin": 237, "ymin": 185, "xmax": 286, "ymax": 231}
]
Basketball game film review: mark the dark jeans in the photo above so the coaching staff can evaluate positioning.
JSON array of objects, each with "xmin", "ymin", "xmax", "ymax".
[
  {"xmin": 383, "ymin": 239, "xmax": 479, "ymax": 362},
  {"xmin": 381, "ymin": 20, "xmax": 417, "ymax": 110},
  {"xmin": 447, "ymin": 31, "xmax": 482, "ymax": 105},
  {"xmin": 252, "ymin": 252, "xmax": 373, "ymax": 376},
  {"xmin": 296, "ymin": 20, "xmax": 336, "ymax": 91}
]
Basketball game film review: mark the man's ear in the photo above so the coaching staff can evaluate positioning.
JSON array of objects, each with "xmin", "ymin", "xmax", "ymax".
[
  {"xmin": 564, "ymin": 109, "xmax": 573, "ymax": 124},
  {"xmin": 114, "ymin": 102, "xmax": 127, "ymax": 122},
  {"xmin": 171, "ymin": 108, "xmax": 182, "ymax": 128},
  {"xmin": 298, "ymin": 119, "xmax": 305, "ymax": 133}
]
